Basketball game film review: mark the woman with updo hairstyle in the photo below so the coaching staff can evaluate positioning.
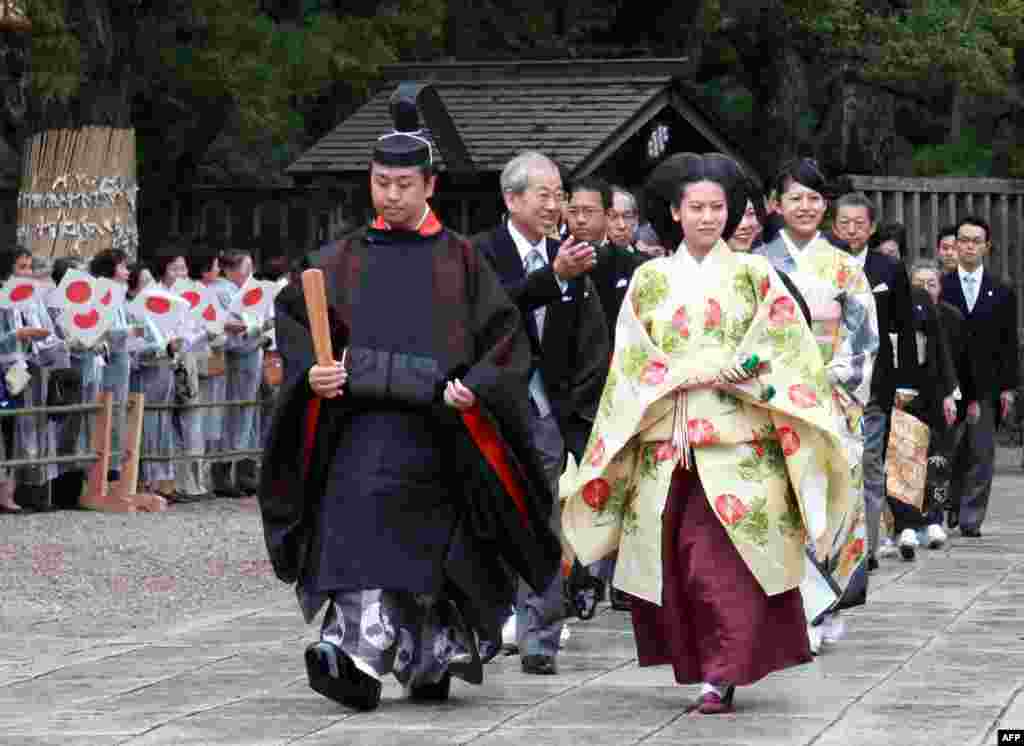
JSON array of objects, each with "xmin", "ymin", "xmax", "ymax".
[
  {"xmin": 563, "ymin": 153, "xmax": 855, "ymax": 714},
  {"xmin": 755, "ymin": 157, "xmax": 880, "ymax": 655},
  {"xmin": 88, "ymin": 250, "xmax": 138, "ymax": 482}
]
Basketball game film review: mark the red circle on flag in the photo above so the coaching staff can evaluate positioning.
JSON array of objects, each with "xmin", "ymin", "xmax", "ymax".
[
  {"xmin": 202, "ymin": 304, "xmax": 218, "ymax": 322},
  {"xmin": 182, "ymin": 291, "xmax": 201, "ymax": 309},
  {"xmin": 66, "ymin": 280, "xmax": 91, "ymax": 304},
  {"xmin": 74, "ymin": 309, "xmax": 99, "ymax": 329},
  {"xmin": 145, "ymin": 296, "xmax": 171, "ymax": 314},
  {"xmin": 242, "ymin": 288, "xmax": 263, "ymax": 307},
  {"xmin": 10, "ymin": 284, "xmax": 34, "ymax": 302}
]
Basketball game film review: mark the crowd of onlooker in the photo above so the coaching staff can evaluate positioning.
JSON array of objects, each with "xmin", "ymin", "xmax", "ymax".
[{"xmin": 0, "ymin": 241, "xmax": 297, "ymax": 513}]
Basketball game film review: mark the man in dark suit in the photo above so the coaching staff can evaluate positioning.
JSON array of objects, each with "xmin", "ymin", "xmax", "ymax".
[
  {"xmin": 475, "ymin": 151, "xmax": 610, "ymax": 675},
  {"xmin": 570, "ymin": 181, "xmax": 648, "ymax": 345},
  {"xmin": 940, "ymin": 216, "xmax": 1018, "ymax": 537},
  {"xmin": 834, "ymin": 192, "xmax": 918, "ymax": 568}
]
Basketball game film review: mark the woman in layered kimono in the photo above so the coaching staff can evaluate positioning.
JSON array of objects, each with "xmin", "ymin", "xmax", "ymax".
[
  {"xmin": 89, "ymin": 250, "xmax": 138, "ymax": 481},
  {"xmin": 0, "ymin": 248, "xmax": 52, "ymax": 513},
  {"xmin": 754, "ymin": 159, "xmax": 879, "ymax": 654},
  {"xmin": 190, "ymin": 248, "xmax": 226, "ymax": 496},
  {"xmin": 563, "ymin": 153, "xmax": 855, "ymax": 714},
  {"xmin": 156, "ymin": 249, "xmax": 209, "ymax": 502},
  {"xmin": 12, "ymin": 248, "xmax": 68, "ymax": 510},
  {"xmin": 135, "ymin": 253, "xmax": 186, "ymax": 500}
]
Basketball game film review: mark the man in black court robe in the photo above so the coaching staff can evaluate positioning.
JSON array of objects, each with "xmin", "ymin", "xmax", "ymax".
[{"xmin": 259, "ymin": 84, "xmax": 560, "ymax": 712}]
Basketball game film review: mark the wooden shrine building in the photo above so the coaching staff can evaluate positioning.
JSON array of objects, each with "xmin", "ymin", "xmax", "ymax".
[{"xmin": 288, "ymin": 58, "xmax": 756, "ymax": 238}]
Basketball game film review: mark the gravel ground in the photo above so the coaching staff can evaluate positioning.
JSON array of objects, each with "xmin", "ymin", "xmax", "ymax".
[
  {"xmin": 3, "ymin": 445, "xmax": 1023, "ymax": 644},
  {"xmin": 0, "ymin": 495, "xmax": 294, "ymax": 640}
]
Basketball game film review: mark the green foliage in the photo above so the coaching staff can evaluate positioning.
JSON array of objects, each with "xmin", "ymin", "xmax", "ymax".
[
  {"xmin": 23, "ymin": 0, "xmax": 82, "ymax": 103},
  {"xmin": 912, "ymin": 126, "xmax": 994, "ymax": 176},
  {"xmin": 788, "ymin": 0, "xmax": 1024, "ymax": 98},
  {"xmin": 20, "ymin": 0, "xmax": 446, "ymax": 142}
]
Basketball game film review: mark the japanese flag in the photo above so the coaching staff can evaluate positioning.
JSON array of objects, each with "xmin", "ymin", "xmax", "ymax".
[
  {"xmin": 228, "ymin": 277, "xmax": 277, "ymax": 322},
  {"xmin": 127, "ymin": 287, "xmax": 189, "ymax": 345},
  {"xmin": 51, "ymin": 269, "xmax": 116, "ymax": 346},
  {"xmin": 171, "ymin": 278, "xmax": 204, "ymax": 313},
  {"xmin": 0, "ymin": 276, "xmax": 42, "ymax": 311}
]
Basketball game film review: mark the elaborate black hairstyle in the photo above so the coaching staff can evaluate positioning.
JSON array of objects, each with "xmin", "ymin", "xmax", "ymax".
[
  {"xmin": 643, "ymin": 152, "xmax": 747, "ymax": 249},
  {"xmin": 372, "ymin": 82, "xmax": 434, "ymax": 170}
]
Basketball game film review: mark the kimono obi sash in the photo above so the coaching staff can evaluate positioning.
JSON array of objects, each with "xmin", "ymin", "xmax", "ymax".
[
  {"xmin": 633, "ymin": 390, "xmax": 782, "ymax": 453},
  {"xmin": 807, "ymin": 299, "xmax": 842, "ymax": 362},
  {"xmin": 345, "ymin": 345, "xmax": 442, "ymax": 408}
]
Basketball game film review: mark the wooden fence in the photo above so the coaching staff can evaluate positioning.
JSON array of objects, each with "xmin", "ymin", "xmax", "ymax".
[{"xmin": 848, "ymin": 176, "xmax": 1024, "ymax": 328}]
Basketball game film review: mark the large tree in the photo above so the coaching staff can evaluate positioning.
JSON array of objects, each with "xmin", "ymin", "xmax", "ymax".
[{"xmin": 2, "ymin": 0, "xmax": 444, "ymax": 246}]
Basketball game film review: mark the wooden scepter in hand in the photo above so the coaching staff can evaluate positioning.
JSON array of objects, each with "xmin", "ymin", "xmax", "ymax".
[
  {"xmin": 299, "ymin": 269, "xmax": 345, "ymax": 476},
  {"xmin": 301, "ymin": 269, "xmax": 335, "ymax": 370}
]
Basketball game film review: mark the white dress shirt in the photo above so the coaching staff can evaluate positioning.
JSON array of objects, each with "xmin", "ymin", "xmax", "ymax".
[
  {"xmin": 508, "ymin": 220, "xmax": 567, "ymax": 292},
  {"xmin": 958, "ymin": 264, "xmax": 984, "ymax": 312},
  {"xmin": 780, "ymin": 228, "xmax": 821, "ymax": 258}
]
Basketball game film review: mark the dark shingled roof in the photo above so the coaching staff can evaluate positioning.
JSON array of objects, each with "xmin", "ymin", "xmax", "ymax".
[{"xmin": 290, "ymin": 76, "xmax": 670, "ymax": 176}]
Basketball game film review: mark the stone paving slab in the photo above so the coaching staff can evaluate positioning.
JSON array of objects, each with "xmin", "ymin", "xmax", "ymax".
[{"xmin": 2, "ymin": 458, "xmax": 1024, "ymax": 745}]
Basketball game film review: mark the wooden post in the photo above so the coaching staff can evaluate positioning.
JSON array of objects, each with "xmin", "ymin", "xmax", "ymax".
[
  {"xmin": 1000, "ymin": 195, "xmax": 1010, "ymax": 281},
  {"xmin": 111, "ymin": 393, "xmax": 166, "ymax": 512},
  {"xmin": 910, "ymin": 192, "xmax": 921, "ymax": 262},
  {"xmin": 224, "ymin": 201, "xmax": 233, "ymax": 243},
  {"xmin": 930, "ymin": 192, "xmax": 939, "ymax": 252},
  {"xmin": 893, "ymin": 190, "xmax": 904, "ymax": 228},
  {"xmin": 119, "ymin": 393, "xmax": 144, "ymax": 497},
  {"xmin": 78, "ymin": 392, "xmax": 136, "ymax": 512},
  {"xmin": 948, "ymin": 194, "xmax": 957, "ymax": 225},
  {"xmin": 1017, "ymin": 196, "xmax": 1024, "ymax": 331}
]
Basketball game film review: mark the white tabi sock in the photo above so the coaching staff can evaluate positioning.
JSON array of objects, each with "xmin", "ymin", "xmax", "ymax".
[{"xmin": 700, "ymin": 682, "xmax": 731, "ymax": 699}]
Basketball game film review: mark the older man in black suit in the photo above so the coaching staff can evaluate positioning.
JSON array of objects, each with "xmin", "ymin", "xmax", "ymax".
[
  {"xmin": 475, "ymin": 151, "xmax": 610, "ymax": 675},
  {"xmin": 940, "ymin": 216, "xmax": 1019, "ymax": 538}
]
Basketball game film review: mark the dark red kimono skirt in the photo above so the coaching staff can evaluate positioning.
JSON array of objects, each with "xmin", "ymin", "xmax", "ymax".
[{"xmin": 630, "ymin": 467, "xmax": 812, "ymax": 686}]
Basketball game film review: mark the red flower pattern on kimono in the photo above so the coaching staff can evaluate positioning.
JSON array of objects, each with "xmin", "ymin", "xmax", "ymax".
[
  {"xmin": 836, "ymin": 266, "xmax": 850, "ymax": 289},
  {"xmin": 582, "ymin": 479, "xmax": 611, "ymax": 511},
  {"xmin": 751, "ymin": 429, "xmax": 766, "ymax": 458},
  {"xmin": 641, "ymin": 360, "xmax": 668, "ymax": 385},
  {"xmin": 847, "ymin": 537, "xmax": 865, "ymax": 562},
  {"xmin": 769, "ymin": 296, "xmax": 797, "ymax": 327},
  {"xmin": 655, "ymin": 441, "xmax": 677, "ymax": 461},
  {"xmin": 704, "ymin": 298, "xmax": 722, "ymax": 330},
  {"xmin": 788, "ymin": 384, "xmax": 818, "ymax": 408},
  {"xmin": 715, "ymin": 493, "xmax": 749, "ymax": 526},
  {"xmin": 759, "ymin": 275, "xmax": 771, "ymax": 300},
  {"xmin": 589, "ymin": 437, "xmax": 606, "ymax": 467},
  {"xmin": 777, "ymin": 426, "xmax": 801, "ymax": 456},
  {"xmin": 671, "ymin": 306, "xmax": 690, "ymax": 337},
  {"xmin": 687, "ymin": 418, "xmax": 719, "ymax": 446}
]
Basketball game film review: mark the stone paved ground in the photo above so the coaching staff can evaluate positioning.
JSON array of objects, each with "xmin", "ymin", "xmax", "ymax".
[{"xmin": 2, "ymin": 450, "xmax": 1024, "ymax": 746}]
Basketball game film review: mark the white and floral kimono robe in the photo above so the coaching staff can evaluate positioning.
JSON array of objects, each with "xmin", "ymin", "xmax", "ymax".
[
  {"xmin": 563, "ymin": 241, "xmax": 855, "ymax": 605},
  {"xmin": 757, "ymin": 231, "xmax": 879, "ymax": 619}
]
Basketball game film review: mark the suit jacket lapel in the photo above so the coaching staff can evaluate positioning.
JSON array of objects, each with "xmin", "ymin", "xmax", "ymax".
[
  {"xmin": 972, "ymin": 269, "xmax": 994, "ymax": 317},
  {"xmin": 947, "ymin": 274, "xmax": 969, "ymax": 317},
  {"xmin": 492, "ymin": 223, "xmax": 528, "ymax": 283}
]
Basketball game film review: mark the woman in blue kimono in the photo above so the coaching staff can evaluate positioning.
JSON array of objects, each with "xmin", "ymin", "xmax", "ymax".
[{"xmin": 0, "ymin": 248, "xmax": 52, "ymax": 513}]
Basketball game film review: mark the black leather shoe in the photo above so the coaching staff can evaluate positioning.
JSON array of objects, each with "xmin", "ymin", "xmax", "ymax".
[
  {"xmin": 961, "ymin": 527, "xmax": 982, "ymax": 538},
  {"xmin": 610, "ymin": 588, "xmax": 633, "ymax": 611},
  {"xmin": 521, "ymin": 655, "xmax": 557, "ymax": 675},
  {"xmin": 947, "ymin": 510, "xmax": 959, "ymax": 530},
  {"xmin": 408, "ymin": 672, "xmax": 451, "ymax": 701},
  {"xmin": 867, "ymin": 556, "xmax": 879, "ymax": 573},
  {"xmin": 305, "ymin": 642, "xmax": 382, "ymax": 711},
  {"xmin": 213, "ymin": 484, "xmax": 245, "ymax": 498}
]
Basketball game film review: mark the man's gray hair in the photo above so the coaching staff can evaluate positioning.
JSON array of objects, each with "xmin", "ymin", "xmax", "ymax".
[
  {"xmin": 501, "ymin": 151, "xmax": 558, "ymax": 195},
  {"xmin": 610, "ymin": 185, "xmax": 637, "ymax": 212},
  {"xmin": 835, "ymin": 192, "xmax": 877, "ymax": 223},
  {"xmin": 910, "ymin": 258, "xmax": 941, "ymax": 276}
]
